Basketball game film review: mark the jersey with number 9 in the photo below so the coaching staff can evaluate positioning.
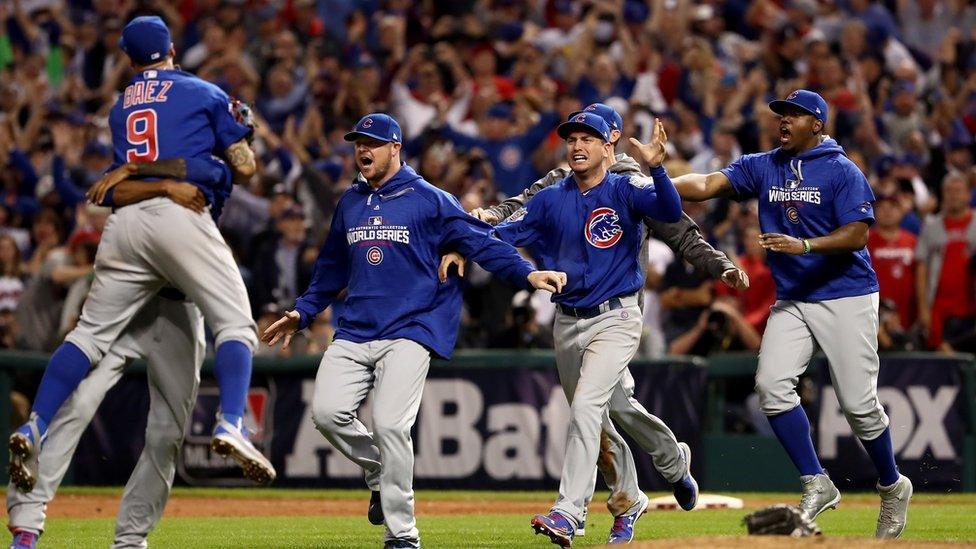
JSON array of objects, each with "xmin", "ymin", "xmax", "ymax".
[{"xmin": 108, "ymin": 68, "xmax": 252, "ymax": 206}]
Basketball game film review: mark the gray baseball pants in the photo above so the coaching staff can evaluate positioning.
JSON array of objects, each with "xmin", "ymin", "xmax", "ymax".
[
  {"xmin": 550, "ymin": 295, "xmax": 684, "ymax": 525},
  {"xmin": 756, "ymin": 292, "xmax": 889, "ymax": 439},
  {"xmin": 7, "ymin": 296, "xmax": 204, "ymax": 548},
  {"xmin": 310, "ymin": 338, "xmax": 430, "ymax": 545},
  {"xmin": 66, "ymin": 197, "xmax": 257, "ymax": 366}
]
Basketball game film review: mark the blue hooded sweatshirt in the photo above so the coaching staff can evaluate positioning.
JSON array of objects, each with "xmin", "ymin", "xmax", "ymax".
[
  {"xmin": 293, "ymin": 164, "xmax": 535, "ymax": 359},
  {"xmin": 721, "ymin": 137, "xmax": 879, "ymax": 302}
]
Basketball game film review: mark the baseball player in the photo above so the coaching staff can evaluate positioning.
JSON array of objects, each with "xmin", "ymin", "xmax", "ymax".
[
  {"xmin": 261, "ymin": 113, "xmax": 567, "ymax": 549},
  {"xmin": 446, "ymin": 103, "xmax": 740, "ymax": 536},
  {"xmin": 8, "ymin": 15, "xmax": 274, "ymax": 493},
  {"xmin": 491, "ymin": 113, "xmax": 681, "ymax": 546},
  {"xmin": 7, "ymin": 169, "xmax": 223, "ymax": 549},
  {"xmin": 672, "ymin": 89, "xmax": 911, "ymax": 538}
]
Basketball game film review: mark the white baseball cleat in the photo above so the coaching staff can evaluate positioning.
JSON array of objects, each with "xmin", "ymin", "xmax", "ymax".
[
  {"xmin": 211, "ymin": 413, "xmax": 276, "ymax": 485},
  {"xmin": 798, "ymin": 473, "xmax": 840, "ymax": 521},
  {"xmin": 876, "ymin": 474, "xmax": 912, "ymax": 539}
]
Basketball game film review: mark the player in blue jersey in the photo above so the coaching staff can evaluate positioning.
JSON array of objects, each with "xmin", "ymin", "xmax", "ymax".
[
  {"xmin": 491, "ymin": 113, "xmax": 683, "ymax": 546},
  {"xmin": 8, "ymin": 16, "xmax": 275, "ymax": 493},
  {"xmin": 261, "ymin": 113, "xmax": 566, "ymax": 549},
  {"xmin": 672, "ymin": 90, "xmax": 911, "ymax": 538}
]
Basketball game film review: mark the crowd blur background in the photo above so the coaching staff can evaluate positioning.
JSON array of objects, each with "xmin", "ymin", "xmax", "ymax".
[{"xmin": 1, "ymin": 0, "xmax": 975, "ymax": 364}]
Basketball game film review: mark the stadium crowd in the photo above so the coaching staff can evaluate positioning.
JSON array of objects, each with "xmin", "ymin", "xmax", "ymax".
[{"xmin": 1, "ymin": 0, "xmax": 976, "ymax": 360}]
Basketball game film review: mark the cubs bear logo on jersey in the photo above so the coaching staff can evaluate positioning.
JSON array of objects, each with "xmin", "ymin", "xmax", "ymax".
[
  {"xmin": 585, "ymin": 207, "xmax": 623, "ymax": 248},
  {"xmin": 366, "ymin": 246, "xmax": 384, "ymax": 265}
]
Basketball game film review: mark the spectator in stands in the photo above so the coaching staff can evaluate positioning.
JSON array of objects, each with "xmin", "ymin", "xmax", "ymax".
[
  {"xmin": 434, "ymin": 101, "xmax": 557, "ymax": 198},
  {"xmin": 716, "ymin": 225, "xmax": 775, "ymax": 333},
  {"xmin": 868, "ymin": 194, "xmax": 918, "ymax": 331},
  {"xmin": 917, "ymin": 173, "xmax": 976, "ymax": 349},
  {"xmin": 248, "ymin": 205, "xmax": 314, "ymax": 316}
]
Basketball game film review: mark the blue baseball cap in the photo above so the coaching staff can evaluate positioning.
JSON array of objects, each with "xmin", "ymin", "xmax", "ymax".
[
  {"xmin": 557, "ymin": 112, "xmax": 611, "ymax": 142},
  {"xmin": 570, "ymin": 103, "xmax": 623, "ymax": 136},
  {"xmin": 768, "ymin": 89, "xmax": 828, "ymax": 124},
  {"xmin": 344, "ymin": 113, "xmax": 402, "ymax": 143},
  {"xmin": 119, "ymin": 16, "xmax": 172, "ymax": 66}
]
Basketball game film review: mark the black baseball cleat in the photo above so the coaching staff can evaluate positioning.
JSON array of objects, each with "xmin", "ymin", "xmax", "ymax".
[{"xmin": 368, "ymin": 490, "xmax": 384, "ymax": 525}]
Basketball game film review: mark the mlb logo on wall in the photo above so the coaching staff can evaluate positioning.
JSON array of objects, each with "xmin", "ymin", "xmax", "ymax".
[{"xmin": 585, "ymin": 207, "xmax": 623, "ymax": 248}]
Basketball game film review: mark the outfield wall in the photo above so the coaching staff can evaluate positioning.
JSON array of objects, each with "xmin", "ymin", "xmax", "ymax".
[{"xmin": 0, "ymin": 350, "xmax": 972, "ymax": 492}]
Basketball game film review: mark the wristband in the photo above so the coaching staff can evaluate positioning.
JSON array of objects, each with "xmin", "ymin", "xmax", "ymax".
[{"xmin": 802, "ymin": 239, "xmax": 812, "ymax": 254}]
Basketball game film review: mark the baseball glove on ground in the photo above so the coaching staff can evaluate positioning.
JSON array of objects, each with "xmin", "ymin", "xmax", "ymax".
[{"xmin": 743, "ymin": 504, "xmax": 822, "ymax": 537}]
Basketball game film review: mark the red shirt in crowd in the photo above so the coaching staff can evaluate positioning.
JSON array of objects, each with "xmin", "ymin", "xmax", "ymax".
[
  {"xmin": 716, "ymin": 254, "xmax": 776, "ymax": 331},
  {"xmin": 867, "ymin": 228, "xmax": 917, "ymax": 328},
  {"xmin": 930, "ymin": 212, "xmax": 976, "ymax": 347}
]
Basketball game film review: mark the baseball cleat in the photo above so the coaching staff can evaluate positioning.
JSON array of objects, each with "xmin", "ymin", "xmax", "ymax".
[
  {"xmin": 876, "ymin": 474, "xmax": 912, "ymax": 539},
  {"xmin": 8, "ymin": 529, "xmax": 38, "ymax": 549},
  {"xmin": 531, "ymin": 511, "xmax": 575, "ymax": 547},
  {"xmin": 798, "ymin": 473, "xmax": 840, "ymax": 521},
  {"xmin": 368, "ymin": 490, "xmax": 384, "ymax": 525},
  {"xmin": 383, "ymin": 539, "xmax": 420, "ymax": 549},
  {"xmin": 577, "ymin": 505, "xmax": 586, "ymax": 536},
  {"xmin": 607, "ymin": 493, "xmax": 649, "ymax": 544},
  {"xmin": 211, "ymin": 413, "xmax": 276, "ymax": 485},
  {"xmin": 672, "ymin": 442, "xmax": 699, "ymax": 511},
  {"xmin": 8, "ymin": 414, "xmax": 45, "ymax": 493}
]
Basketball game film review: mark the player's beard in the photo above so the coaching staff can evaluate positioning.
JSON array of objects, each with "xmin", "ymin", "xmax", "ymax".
[{"xmin": 362, "ymin": 153, "xmax": 392, "ymax": 186}]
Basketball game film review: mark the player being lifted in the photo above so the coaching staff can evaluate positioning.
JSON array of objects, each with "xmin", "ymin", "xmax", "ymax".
[
  {"xmin": 8, "ymin": 16, "xmax": 275, "ymax": 492},
  {"xmin": 489, "ymin": 113, "xmax": 682, "ymax": 546},
  {"xmin": 672, "ymin": 89, "xmax": 911, "ymax": 538}
]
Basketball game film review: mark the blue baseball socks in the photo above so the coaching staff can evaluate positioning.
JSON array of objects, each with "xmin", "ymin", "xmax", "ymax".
[
  {"xmin": 213, "ymin": 340, "xmax": 252, "ymax": 424},
  {"xmin": 27, "ymin": 342, "xmax": 92, "ymax": 434},
  {"xmin": 860, "ymin": 427, "xmax": 900, "ymax": 486},
  {"xmin": 767, "ymin": 406, "xmax": 825, "ymax": 477}
]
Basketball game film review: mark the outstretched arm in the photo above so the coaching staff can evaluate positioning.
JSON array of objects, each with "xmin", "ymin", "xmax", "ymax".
[
  {"xmin": 671, "ymin": 171, "xmax": 737, "ymax": 201},
  {"xmin": 646, "ymin": 214, "xmax": 742, "ymax": 283},
  {"xmin": 478, "ymin": 167, "xmax": 569, "ymax": 224}
]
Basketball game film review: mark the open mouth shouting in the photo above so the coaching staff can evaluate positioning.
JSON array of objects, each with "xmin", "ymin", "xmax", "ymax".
[
  {"xmin": 570, "ymin": 152, "xmax": 589, "ymax": 168},
  {"xmin": 779, "ymin": 123, "xmax": 792, "ymax": 146}
]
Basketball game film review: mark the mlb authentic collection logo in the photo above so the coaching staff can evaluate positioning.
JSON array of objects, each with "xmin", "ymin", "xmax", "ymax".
[
  {"xmin": 366, "ymin": 246, "xmax": 384, "ymax": 265},
  {"xmin": 584, "ymin": 207, "xmax": 623, "ymax": 248}
]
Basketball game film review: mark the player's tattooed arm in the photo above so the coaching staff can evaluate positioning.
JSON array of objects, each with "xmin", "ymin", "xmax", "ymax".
[{"xmin": 225, "ymin": 138, "xmax": 257, "ymax": 185}]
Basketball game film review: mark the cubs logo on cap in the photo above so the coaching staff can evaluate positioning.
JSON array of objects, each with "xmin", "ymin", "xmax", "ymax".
[
  {"xmin": 344, "ymin": 113, "xmax": 402, "ymax": 143},
  {"xmin": 584, "ymin": 207, "xmax": 623, "ymax": 248},
  {"xmin": 570, "ymin": 103, "xmax": 623, "ymax": 132},
  {"xmin": 557, "ymin": 112, "xmax": 611, "ymax": 142},
  {"xmin": 769, "ymin": 89, "xmax": 828, "ymax": 124}
]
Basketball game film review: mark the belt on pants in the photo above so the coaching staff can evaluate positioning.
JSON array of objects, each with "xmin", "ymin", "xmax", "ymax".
[{"xmin": 557, "ymin": 293, "xmax": 637, "ymax": 319}]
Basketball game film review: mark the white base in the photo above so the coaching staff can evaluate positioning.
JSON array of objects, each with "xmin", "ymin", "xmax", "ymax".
[{"xmin": 647, "ymin": 493, "xmax": 744, "ymax": 511}]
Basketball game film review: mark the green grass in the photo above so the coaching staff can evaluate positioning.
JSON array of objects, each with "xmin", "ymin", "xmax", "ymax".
[{"xmin": 27, "ymin": 489, "xmax": 976, "ymax": 548}]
